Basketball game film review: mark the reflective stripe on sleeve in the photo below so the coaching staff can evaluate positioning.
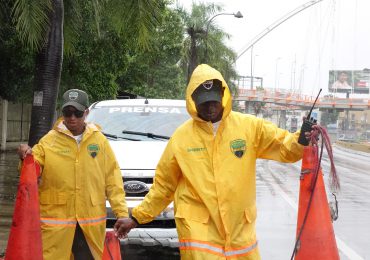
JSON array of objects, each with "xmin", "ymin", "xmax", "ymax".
[{"xmin": 179, "ymin": 239, "xmax": 258, "ymax": 258}]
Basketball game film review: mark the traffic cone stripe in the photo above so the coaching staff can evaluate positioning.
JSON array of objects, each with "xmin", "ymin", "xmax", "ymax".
[{"xmin": 300, "ymin": 169, "xmax": 311, "ymax": 175}]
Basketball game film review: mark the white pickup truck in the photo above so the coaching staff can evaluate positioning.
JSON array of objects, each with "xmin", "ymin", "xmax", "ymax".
[{"xmin": 86, "ymin": 98, "xmax": 189, "ymax": 250}]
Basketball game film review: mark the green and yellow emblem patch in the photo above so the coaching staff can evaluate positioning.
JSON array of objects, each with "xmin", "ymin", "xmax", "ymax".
[
  {"xmin": 87, "ymin": 143, "xmax": 100, "ymax": 158},
  {"xmin": 230, "ymin": 139, "xmax": 246, "ymax": 158}
]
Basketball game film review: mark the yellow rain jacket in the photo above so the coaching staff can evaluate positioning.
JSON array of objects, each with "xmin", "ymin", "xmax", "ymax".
[
  {"xmin": 32, "ymin": 119, "xmax": 128, "ymax": 260},
  {"xmin": 132, "ymin": 64, "xmax": 304, "ymax": 259}
]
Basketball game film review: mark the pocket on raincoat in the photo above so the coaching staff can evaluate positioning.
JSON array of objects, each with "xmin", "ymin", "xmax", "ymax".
[
  {"xmin": 244, "ymin": 205, "xmax": 257, "ymax": 223},
  {"xmin": 90, "ymin": 193, "xmax": 105, "ymax": 206},
  {"xmin": 39, "ymin": 192, "xmax": 66, "ymax": 205},
  {"xmin": 175, "ymin": 203, "xmax": 210, "ymax": 239},
  {"xmin": 175, "ymin": 203, "xmax": 210, "ymax": 223}
]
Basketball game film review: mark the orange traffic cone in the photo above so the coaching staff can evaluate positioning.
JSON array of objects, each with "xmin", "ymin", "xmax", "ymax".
[
  {"xmin": 294, "ymin": 146, "xmax": 339, "ymax": 259},
  {"xmin": 5, "ymin": 155, "xmax": 42, "ymax": 260},
  {"xmin": 102, "ymin": 231, "xmax": 121, "ymax": 260}
]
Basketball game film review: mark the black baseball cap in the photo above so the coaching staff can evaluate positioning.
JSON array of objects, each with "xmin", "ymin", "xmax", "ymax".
[
  {"xmin": 62, "ymin": 89, "xmax": 89, "ymax": 112},
  {"xmin": 192, "ymin": 79, "xmax": 223, "ymax": 106}
]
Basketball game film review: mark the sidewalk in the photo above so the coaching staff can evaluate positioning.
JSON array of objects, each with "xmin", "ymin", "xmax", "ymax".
[{"xmin": 336, "ymin": 140, "xmax": 370, "ymax": 153}]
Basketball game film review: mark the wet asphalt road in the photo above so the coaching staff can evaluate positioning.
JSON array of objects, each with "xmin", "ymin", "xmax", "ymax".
[
  {"xmin": 0, "ymin": 144, "xmax": 369, "ymax": 259},
  {"xmin": 256, "ymin": 144, "xmax": 370, "ymax": 260}
]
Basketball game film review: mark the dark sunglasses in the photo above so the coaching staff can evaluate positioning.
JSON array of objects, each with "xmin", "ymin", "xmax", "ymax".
[{"xmin": 62, "ymin": 109, "xmax": 85, "ymax": 118}]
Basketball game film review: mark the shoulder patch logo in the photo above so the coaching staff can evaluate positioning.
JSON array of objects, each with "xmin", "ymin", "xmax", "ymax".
[
  {"xmin": 230, "ymin": 139, "xmax": 246, "ymax": 158},
  {"xmin": 87, "ymin": 143, "xmax": 100, "ymax": 158}
]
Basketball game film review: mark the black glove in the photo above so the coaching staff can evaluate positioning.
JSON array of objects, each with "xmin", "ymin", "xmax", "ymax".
[{"xmin": 298, "ymin": 118, "xmax": 316, "ymax": 146}]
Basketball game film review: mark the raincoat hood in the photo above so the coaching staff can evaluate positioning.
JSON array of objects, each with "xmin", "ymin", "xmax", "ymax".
[
  {"xmin": 186, "ymin": 64, "xmax": 232, "ymax": 121},
  {"xmin": 52, "ymin": 117, "xmax": 101, "ymax": 137}
]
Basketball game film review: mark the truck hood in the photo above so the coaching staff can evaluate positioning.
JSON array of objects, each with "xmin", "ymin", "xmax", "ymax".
[{"xmin": 109, "ymin": 140, "xmax": 168, "ymax": 169}]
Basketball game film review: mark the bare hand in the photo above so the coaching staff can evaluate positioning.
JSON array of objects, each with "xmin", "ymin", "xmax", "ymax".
[
  {"xmin": 113, "ymin": 217, "xmax": 138, "ymax": 239},
  {"xmin": 17, "ymin": 144, "xmax": 32, "ymax": 160}
]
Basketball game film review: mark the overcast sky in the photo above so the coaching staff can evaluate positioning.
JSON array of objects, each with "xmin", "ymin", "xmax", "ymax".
[{"xmin": 174, "ymin": 0, "xmax": 370, "ymax": 97}]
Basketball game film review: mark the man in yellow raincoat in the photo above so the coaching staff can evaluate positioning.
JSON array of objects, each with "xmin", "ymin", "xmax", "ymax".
[
  {"xmin": 18, "ymin": 89, "xmax": 129, "ymax": 259},
  {"xmin": 118, "ymin": 64, "xmax": 310, "ymax": 259}
]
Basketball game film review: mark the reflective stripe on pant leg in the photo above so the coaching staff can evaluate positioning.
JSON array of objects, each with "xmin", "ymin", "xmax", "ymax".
[{"xmin": 179, "ymin": 239, "xmax": 258, "ymax": 258}]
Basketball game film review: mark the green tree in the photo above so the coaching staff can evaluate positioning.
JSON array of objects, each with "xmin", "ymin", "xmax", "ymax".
[
  {"xmin": 0, "ymin": 1, "xmax": 34, "ymax": 102},
  {"xmin": 11, "ymin": 0, "xmax": 164, "ymax": 146},
  {"xmin": 118, "ymin": 8, "xmax": 185, "ymax": 99},
  {"xmin": 61, "ymin": 31, "xmax": 130, "ymax": 103},
  {"xmin": 60, "ymin": 3, "xmax": 130, "ymax": 103}
]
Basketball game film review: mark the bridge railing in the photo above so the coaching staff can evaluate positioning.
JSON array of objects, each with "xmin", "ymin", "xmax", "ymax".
[{"xmin": 236, "ymin": 89, "xmax": 370, "ymax": 110}]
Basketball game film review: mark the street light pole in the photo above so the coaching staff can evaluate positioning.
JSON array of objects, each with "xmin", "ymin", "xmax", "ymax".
[
  {"xmin": 204, "ymin": 11, "xmax": 243, "ymax": 63},
  {"xmin": 250, "ymin": 48, "xmax": 259, "ymax": 90}
]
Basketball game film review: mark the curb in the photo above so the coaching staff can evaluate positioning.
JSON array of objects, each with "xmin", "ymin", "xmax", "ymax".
[{"xmin": 336, "ymin": 141, "xmax": 370, "ymax": 153}]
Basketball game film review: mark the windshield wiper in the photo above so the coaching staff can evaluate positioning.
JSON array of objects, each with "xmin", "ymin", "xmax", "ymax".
[
  {"xmin": 122, "ymin": 130, "xmax": 170, "ymax": 140},
  {"xmin": 103, "ymin": 132, "xmax": 140, "ymax": 141}
]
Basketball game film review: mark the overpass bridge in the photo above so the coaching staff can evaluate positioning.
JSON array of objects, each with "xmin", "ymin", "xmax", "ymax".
[{"xmin": 235, "ymin": 88, "xmax": 370, "ymax": 111}]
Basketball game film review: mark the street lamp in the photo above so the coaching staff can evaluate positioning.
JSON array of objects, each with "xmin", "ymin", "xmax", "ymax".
[{"xmin": 204, "ymin": 11, "xmax": 243, "ymax": 62}]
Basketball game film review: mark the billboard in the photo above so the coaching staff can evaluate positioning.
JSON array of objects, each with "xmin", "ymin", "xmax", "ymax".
[{"xmin": 328, "ymin": 70, "xmax": 370, "ymax": 94}]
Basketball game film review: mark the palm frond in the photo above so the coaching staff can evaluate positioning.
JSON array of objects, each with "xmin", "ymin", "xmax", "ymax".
[
  {"xmin": 12, "ymin": 0, "xmax": 52, "ymax": 50},
  {"xmin": 63, "ymin": 0, "xmax": 107, "ymax": 56},
  {"xmin": 91, "ymin": 0, "xmax": 106, "ymax": 37},
  {"xmin": 107, "ymin": 0, "xmax": 164, "ymax": 50},
  {"xmin": 63, "ymin": 0, "xmax": 83, "ymax": 55}
]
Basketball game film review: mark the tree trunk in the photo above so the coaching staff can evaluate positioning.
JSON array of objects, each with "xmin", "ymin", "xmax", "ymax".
[
  {"xmin": 187, "ymin": 27, "xmax": 197, "ymax": 83},
  {"xmin": 28, "ymin": 0, "xmax": 64, "ymax": 146}
]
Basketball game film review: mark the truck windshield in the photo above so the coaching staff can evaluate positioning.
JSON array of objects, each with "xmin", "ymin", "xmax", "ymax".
[{"xmin": 86, "ymin": 104, "xmax": 190, "ymax": 141}]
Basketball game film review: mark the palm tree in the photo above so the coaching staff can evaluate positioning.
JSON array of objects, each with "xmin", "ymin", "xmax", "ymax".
[
  {"xmin": 178, "ymin": 3, "xmax": 237, "ymax": 84},
  {"xmin": 12, "ymin": 0, "xmax": 163, "ymax": 146},
  {"xmin": 179, "ymin": 3, "xmax": 219, "ymax": 82}
]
